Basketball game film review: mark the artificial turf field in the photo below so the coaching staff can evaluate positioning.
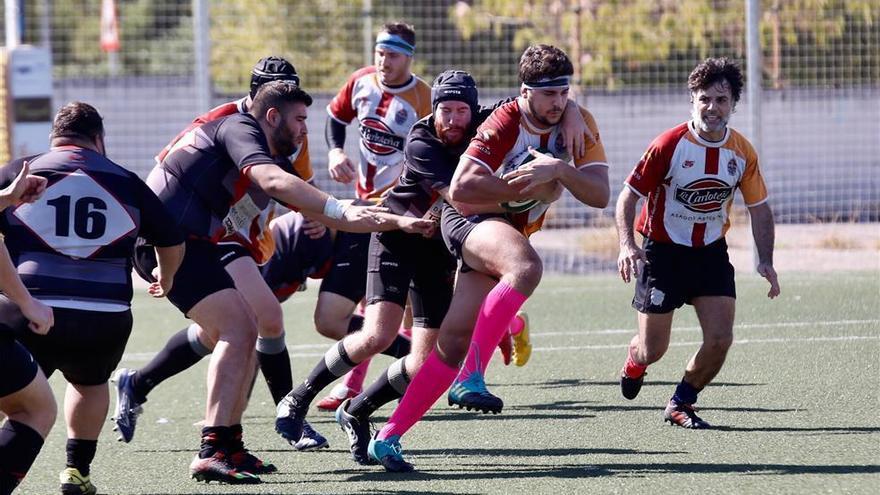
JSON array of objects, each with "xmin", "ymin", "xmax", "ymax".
[{"xmin": 17, "ymin": 271, "xmax": 880, "ymax": 494}]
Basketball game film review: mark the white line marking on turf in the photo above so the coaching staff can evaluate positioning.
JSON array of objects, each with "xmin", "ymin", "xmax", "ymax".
[
  {"xmin": 532, "ymin": 319, "xmax": 880, "ymax": 337},
  {"xmin": 120, "ymin": 321, "xmax": 880, "ymax": 362},
  {"xmin": 533, "ymin": 335, "xmax": 880, "ymax": 352}
]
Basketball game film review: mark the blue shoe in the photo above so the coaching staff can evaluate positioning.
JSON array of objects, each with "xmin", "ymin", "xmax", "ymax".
[
  {"xmin": 335, "ymin": 398, "xmax": 377, "ymax": 465},
  {"xmin": 447, "ymin": 371, "xmax": 503, "ymax": 414},
  {"xmin": 111, "ymin": 368, "xmax": 144, "ymax": 443},
  {"xmin": 294, "ymin": 421, "xmax": 329, "ymax": 451},
  {"xmin": 275, "ymin": 391, "xmax": 307, "ymax": 446},
  {"xmin": 367, "ymin": 434, "xmax": 414, "ymax": 473}
]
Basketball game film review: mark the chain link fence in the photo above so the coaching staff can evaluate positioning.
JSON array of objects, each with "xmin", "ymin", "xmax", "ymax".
[{"xmin": 2, "ymin": 0, "xmax": 878, "ymax": 272}]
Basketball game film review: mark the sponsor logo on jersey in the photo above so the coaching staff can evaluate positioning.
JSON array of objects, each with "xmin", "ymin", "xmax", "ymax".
[
  {"xmin": 727, "ymin": 158, "xmax": 738, "ymax": 176},
  {"xmin": 673, "ymin": 178, "xmax": 733, "ymax": 213},
  {"xmin": 683, "ymin": 160, "xmax": 695, "ymax": 169},
  {"xmin": 360, "ymin": 118, "xmax": 405, "ymax": 155}
]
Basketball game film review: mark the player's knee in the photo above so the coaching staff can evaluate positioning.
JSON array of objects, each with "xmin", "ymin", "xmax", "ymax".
[
  {"xmin": 256, "ymin": 306, "xmax": 285, "ymax": 339},
  {"xmin": 704, "ymin": 333, "xmax": 734, "ymax": 354},
  {"xmin": 6, "ymin": 390, "xmax": 56, "ymax": 437},
  {"xmin": 314, "ymin": 312, "xmax": 346, "ymax": 340},
  {"xmin": 639, "ymin": 341, "xmax": 668, "ymax": 364},
  {"xmin": 512, "ymin": 253, "xmax": 543, "ymax": 293},
  {"xmin": 437, "ymin": 331, "xmax": 470, "ymax": 364},
  {"xmin": 362, "ymin": 328, "xmax": 399, "ymax": 355}
]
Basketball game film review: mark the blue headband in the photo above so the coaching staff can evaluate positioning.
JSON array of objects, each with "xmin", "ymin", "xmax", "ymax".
[
  {"xmin": 522, "ymin": 75, "xmax": 571, "ymax": 89},
  {"xmin": 376, "ymin": 32, "xmax": 415, "ymax": 56}
]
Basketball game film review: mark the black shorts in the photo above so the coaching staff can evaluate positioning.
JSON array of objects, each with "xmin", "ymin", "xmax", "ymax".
[
  {"xmin": 440, "ymin": 204, "xmax": 505, "ymax": 273},
  {"xmin": 366, "ymin": 230, "xmax": 456, "ymax": 328},
  {"xmin": 633, "ymin": 238, "xmax": 736, "ymax": 314},
  {"xmin": 216, "ymin": 243, "xmax": 252, "ymax": 267},
  {"xmin": 0, "ymin": 334, "xmax": 39, "ymax": 397},
  {"xmin": 319, "ymin": 231, "xmax": 371, "ymax": 303},
  {"xmin": 15, "ymin": 307, "xmax": 133, "ymax": 386},
  {"xmin": 167, "ymin": 239, "xmax": 237, "ymax": 315}
]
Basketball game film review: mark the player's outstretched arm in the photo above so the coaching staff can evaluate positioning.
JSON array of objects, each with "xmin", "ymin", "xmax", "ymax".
[
  {"xmin": 615, "ymin": 187, "xmax": 645, "ymax": 284},
  {"xmin": 0, "ymin": 240, "xmax": 53, "ymax": 334},
  {"xmin": 748, "ymin": 202, "xmax": 780, "ymax": 298}
]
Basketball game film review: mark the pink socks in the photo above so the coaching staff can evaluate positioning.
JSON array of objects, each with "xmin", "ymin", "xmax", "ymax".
[
  {"xmin": 377, "ymin": 351, "xmax": 457, "ymax": 440},
  {"xmin": 459, "ymin": 282, "xmax": 528, "ymax": 379}
]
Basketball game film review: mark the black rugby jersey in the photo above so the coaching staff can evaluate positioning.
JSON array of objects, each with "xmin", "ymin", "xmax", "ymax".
[
  {"xmin": 147, "ymin": 113, "xmax": 292, "ymax": 254},
  {"xmin": 0, "ymin": 147, "xmax": 183, "ymax": 310},
  {"xmin": 382, "ymin": 103, "xmax": 500, "ymax": 220}
]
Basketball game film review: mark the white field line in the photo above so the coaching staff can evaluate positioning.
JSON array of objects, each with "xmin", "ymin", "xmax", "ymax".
[
  {"xmin": 120, "ymin": 319, "xmax": 880, "ymax": 362},
  {"xmin": 531, "ymin": 319, "xmax": 880, "ymax": 337},
  {"xmin": 534, "ymin": 335, "xmax": 880, "ymax": 352}
]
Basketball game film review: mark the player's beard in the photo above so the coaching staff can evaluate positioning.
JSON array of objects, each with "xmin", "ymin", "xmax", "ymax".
[
  {"xmin": 437, "ymin": 122, "xmax": 467, "ymax": 146},
  {"xmin": 692, "ymin": 108, "xmax": 729, "ymax": 136},
  {"xmin": 271, "ymin": 125, "xmax": 296, "ymax": 158},
  {"xmin": 528, "ymin": 99, "xmax": 563, "ymax": 127}
]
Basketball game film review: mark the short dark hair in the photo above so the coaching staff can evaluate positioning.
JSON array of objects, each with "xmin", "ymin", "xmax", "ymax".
[
  {"xmin": 519, "ymin": 44, "xmax": 574, "ymax": 84},
  {"xmin": 250, "ymin": 80, "xmax": 313, "ymax": 118},
  {"xmin": 688, "ymin": 58, "xmax": 744, "ymax": 103},
  {"xmin": 51, "ymin": 102, "xmax": 104, "ymax": 141},
  {"xmin": 382, "ymin": 21, "xmax": 416, "ymax": 47}
]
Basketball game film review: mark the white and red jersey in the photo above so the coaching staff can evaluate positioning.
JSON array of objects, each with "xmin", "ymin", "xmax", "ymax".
[
  {"xmin": 327, "ymin": 66, "xmax": 431, "ymax": 201},
  {"xmin": 463, "ymin": 98, "xmax": 608, "ymax": 237},
  {"xmin": 625, "ymin": 121, "xmax": 768, "ymax": 247},
  {"xmin": 154, "ymin": 97, "xmax": 314, "ymax": 264}
]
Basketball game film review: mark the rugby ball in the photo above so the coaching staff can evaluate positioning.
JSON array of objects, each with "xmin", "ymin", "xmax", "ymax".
[{"xmin": 496, "ymin": 147, "xmax": 553, "ymax": 213}]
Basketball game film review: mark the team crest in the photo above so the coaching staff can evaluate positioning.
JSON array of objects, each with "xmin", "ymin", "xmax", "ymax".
[
  {"xmin": 683, "ymin": 160, "xmax": 694, "ymax": 169},
  {"xmin": 395, "ymin": 108, "xmax": 408, "ymax": 125},
  {"xmin": 727, "ymin": 158, "xmax": 738, "ymax": 175}
]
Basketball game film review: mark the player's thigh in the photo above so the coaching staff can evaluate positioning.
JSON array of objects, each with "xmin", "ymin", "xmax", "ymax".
[
  {"xmin": 187, "ymin": 288, "xmax": 257, "ymax": 345},
  {"xmin": 225, "ymin": 255, "xmax": 283, "ymax": 335},
  {"xmin": 461, "ymin": 218, "xmax": 540, "ymax": 279}
]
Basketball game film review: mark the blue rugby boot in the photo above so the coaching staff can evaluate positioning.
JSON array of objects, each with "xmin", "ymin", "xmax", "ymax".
[
  {"xmin": 110, "ymin": 368, "xmax": 145, "ymax": 443},
  {"xmin": 447, "ymin": 370, "xmax": 503, "ymax": 414},
  {"xmin": 294, "ymin": 421, "xmax": 329, "ymax": 451},
  {"xmin": 367, "ymin": 434, "xmax": 414, "ymax": 473}
]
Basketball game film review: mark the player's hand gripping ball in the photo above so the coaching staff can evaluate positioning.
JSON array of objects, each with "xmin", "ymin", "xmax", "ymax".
[{"xmin": 496, "ymin": 147, "xmax": 554, "ymax": 213}]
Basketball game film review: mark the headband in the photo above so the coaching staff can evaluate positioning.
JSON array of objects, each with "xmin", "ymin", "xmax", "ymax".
[
  {"xmin": 522, "ymin": 75, "xmax": 571, "ymax": 90},
  {"xmin": 376, "ymin": 32, "xmax": 415, "ymax": 56}
]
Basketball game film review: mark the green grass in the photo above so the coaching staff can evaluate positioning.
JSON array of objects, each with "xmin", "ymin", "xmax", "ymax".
[{"xmin": 17, "ymin": 272, "xmax": 880, "ymax": 494}]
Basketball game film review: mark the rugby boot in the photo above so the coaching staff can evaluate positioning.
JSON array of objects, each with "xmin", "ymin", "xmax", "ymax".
[
  {"xmin": 229, "ymin": 447, "xmax": 277, "ymax": 474},
  {"xmin": 190, "ymin": 451, "xmax": 260, "ymax": 484},
  {"xmin": 110, "ymin": 368, "xmax": 144, "ymax": 443},
  {"xmin": 368, "ymin": 434, "xmax": 414, "ymax": 473},
  {"xmin": 59, "ymin": 467, "xmax": 97, "ymax": 495},
  {"xmin": 510, "ymin": 311, "xmax": 532, "ymax": 367},
  {"xmin": 293, "ymin": 421, "xmax": 329, "ymax": 451},
  {"xmin": 316, "ymin": 384, "xmax": 359, "ymax": 412},
  {"xmin": 448, "ymin": 370, "xmax": 503, "ymax": 414},
  {"xmin": 274, "ymin": 391, "xmax": 307, "ymax": 445},
  {"xmin": 663, "ymin": 399, "xmax": 712, "ymax": 429},
  {"xmin": 620, "ymin": 370, "xmax": 646, "ymax": 400},
  {"xmin": 335, "ymin": 399, "xmax": 377, "ymax": 465}
]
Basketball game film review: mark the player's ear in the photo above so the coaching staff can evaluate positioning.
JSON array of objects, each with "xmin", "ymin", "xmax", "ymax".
[
  {"xmin": 520, "ymin": 86, "xmax": 529, "ymax": 99},
  {"xmin": 266, "ymin": 107, "xmax": 282, "ymax": 127}
]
